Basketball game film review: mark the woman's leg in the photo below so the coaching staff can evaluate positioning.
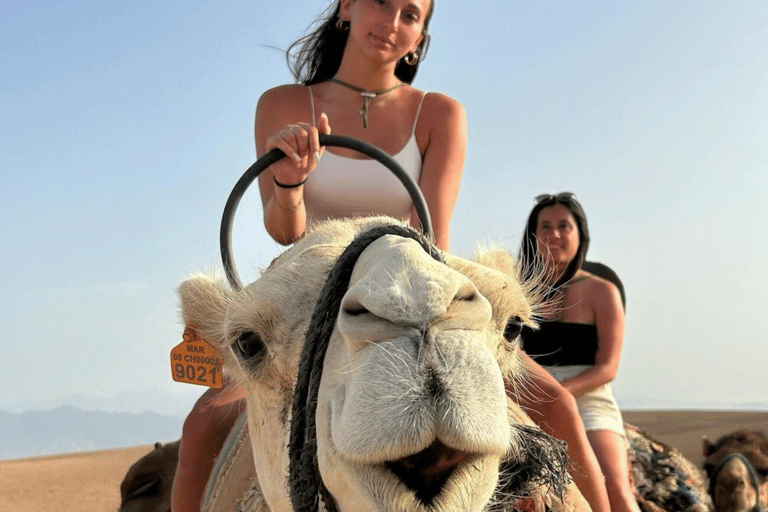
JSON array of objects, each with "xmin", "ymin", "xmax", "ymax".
[
  {"xmin": 512, "ymin": 354, "xmax": 611, "ymax": 512},
  {"xmin": 587, "ymin": 429, "xmax": 641, "ymax": 512},
  {"xmin": 172, "ymin": 387, "xmax": 246, "ymax": 512}
]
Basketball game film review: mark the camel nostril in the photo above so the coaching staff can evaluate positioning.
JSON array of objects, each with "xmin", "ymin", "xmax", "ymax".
[
  {"xmin": 344, "ymin": 306, "xmax": 370, "ymax": 316},
  {"xmin": 455, "ymin": 291, "xmax": 477, "ymax": 302},
  {"xmin": 342, "ymin": 296, "xmax": 370, "ymax": 316}
]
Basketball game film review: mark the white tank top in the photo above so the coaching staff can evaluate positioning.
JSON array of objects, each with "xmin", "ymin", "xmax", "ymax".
[{"xmin": 303, "ymin": 86, "xmax": 425, "ymax": 223}]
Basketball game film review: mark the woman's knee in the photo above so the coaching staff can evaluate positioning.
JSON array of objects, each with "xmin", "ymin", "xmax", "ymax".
[{"xmin": 588, "ymin": 431, "xmax": 630, "ymax": 469}]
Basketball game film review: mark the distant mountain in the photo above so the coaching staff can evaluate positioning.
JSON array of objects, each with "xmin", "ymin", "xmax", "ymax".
[
  {"xmin": 1, "ymin": 388, "xmax": 203, "ymax": 416},
  {"xmin": 0, "ymin": 406, "xmax": 183, "ymax": 460}
]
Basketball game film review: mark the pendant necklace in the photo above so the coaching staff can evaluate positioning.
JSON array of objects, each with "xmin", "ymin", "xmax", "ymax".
[{"xmin": 329, "ymin": 78, "xmax": 405, "ymax": 128}]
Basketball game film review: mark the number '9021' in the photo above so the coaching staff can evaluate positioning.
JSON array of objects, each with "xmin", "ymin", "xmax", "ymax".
[{"xmin": 174, "ymin": 363, "xmax": 217, "ymax": 384}]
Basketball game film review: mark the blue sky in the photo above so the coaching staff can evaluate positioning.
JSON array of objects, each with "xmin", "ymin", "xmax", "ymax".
[{"xmin": 2, "ymin": 0, "xmax": 767, "ymax": 415}]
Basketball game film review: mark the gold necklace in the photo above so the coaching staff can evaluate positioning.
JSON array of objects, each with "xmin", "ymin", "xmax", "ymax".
[{"xmin": 329, "ymin": 78, "xmax": 405, "ymax": 128}]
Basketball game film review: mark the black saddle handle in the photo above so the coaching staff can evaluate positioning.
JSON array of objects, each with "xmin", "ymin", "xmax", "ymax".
[{"xmin": 220, "ymin": 134, "xmax": 433, "ymax": 290}]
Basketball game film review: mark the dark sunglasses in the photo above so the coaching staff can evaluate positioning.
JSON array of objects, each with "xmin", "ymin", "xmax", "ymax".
[{"xmin": 535, "ymin": 192, "xmax": 577, "ymax": 204}]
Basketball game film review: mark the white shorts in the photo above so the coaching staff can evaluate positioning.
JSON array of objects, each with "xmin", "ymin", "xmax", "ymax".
[{"xmin": 547, "ymin": 365, "xmax": 626, "ymax": 437}]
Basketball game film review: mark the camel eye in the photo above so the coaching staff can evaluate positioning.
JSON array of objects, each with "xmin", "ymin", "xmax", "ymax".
[
  {"xmin": 503, "ymin": 316, "xmax": 523, "ymax": 342},
  {"xmin": 234, "ymin": 331, "xmax": 265, "ymax": 361}
]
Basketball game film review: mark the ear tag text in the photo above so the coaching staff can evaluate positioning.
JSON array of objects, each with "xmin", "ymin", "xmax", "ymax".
[{"xmin": 170, "ymin": 326, "xmax": 223, "ymax": 388}]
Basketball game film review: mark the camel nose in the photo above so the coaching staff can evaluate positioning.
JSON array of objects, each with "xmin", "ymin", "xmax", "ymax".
[
  {"xmin": 719, "ymin": 459, "xmax": 750, "ymax": 488},
  {"xmin": 338, "ymin": 235, "xmax": 491, "ymax": 352},
  {"xmin": 714, "ymin": 459, "xmax": 757, "ymax": 512}
]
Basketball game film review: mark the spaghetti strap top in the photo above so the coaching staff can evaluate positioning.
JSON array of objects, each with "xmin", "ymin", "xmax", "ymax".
[{"xmin": 303, "ymin": 86, "xmax": 425, "ymax": 223}]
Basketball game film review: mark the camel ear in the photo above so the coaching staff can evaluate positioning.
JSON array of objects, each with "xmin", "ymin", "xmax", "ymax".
[
  {"xmin": 178, "ymin": 274, "xmax": 232, "ymax": 351},
  {"xmin": 470, "ymin": 247, "xmax": 518, "ymax": 275},
  {"xmin": 703, "ymin": 436, "xmax": 717, "ymax": 456}
]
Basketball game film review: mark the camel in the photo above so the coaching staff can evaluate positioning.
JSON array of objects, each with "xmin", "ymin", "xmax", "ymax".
[
  {"xmin": 178, "ymin": 216, "xmax": 581, "ymax": 512},
  {"xmin": 120, "ymin": 217, "xmax": 715, "ymax": 512},
  {"xmin": 116, "ymin": 423, "xmax": 715, "ymax": 512},
  {"xmin": 118, "ymin": 440, "xmax": 179, "ymax": 512},
  {"xmin": 117, "ymin": 421, "xmax": 714, "ymax": 512},
  {"xmin": 703, "ymin": 430, "xmax": 768, "ymax": 512}
]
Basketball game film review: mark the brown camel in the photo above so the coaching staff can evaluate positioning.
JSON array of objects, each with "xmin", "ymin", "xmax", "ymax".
[
  {"xmin": 118, "ymin": 440, "xmax": 179, "ymax": 512},
  {"xmin": 703, "ymin": 430, "xmax": 768, "ymax": 512}
]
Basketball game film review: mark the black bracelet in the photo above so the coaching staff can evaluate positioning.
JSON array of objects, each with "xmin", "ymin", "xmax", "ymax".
[{"xmin": 273, "ymin": 175, "xmax": 307, "ymax": 189}]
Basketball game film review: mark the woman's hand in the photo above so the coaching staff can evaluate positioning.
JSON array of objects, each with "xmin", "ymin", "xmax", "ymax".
[
  {"xmin": 257, "ymin": 109, "xmax": 331, "ymax": 245},
  {"xmin": 265, "ymin": 113, "xmax": 331, "ymax": 186}
]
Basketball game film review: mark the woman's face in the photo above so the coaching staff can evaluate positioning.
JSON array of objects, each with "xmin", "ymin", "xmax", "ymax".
[
  {"xmin": 341, "ymin": 0, "xmax": 429, "ymax": 64},
  {"xmin": 535, "ymin": 203, "xmax": 580, "ymax": 270}
]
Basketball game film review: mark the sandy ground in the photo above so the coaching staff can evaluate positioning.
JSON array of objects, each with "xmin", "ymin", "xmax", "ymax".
[
  {"xmin": 0, "ymin": 444, "xmax": 154, "ymax": 512},
  {"xmin": 1, "ymin": 410, "xmax": 767, "ymax": 512}
]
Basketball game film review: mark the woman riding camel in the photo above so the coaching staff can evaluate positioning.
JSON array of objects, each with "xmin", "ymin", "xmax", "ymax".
[
  {"xmin": 519, "ymin": 192, "xmax": 641, "ymax": 512},
  {"xmin": 173, "ymin": 1, "xmax": 465, "ymax": 510}
]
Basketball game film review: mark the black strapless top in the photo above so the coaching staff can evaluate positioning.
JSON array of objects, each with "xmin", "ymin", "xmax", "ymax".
[{"xmin": 521, "ymin": 321, "xmax": 598, "ymax": 366}]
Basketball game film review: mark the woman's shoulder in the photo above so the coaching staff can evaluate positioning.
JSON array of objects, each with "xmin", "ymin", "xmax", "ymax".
[
  {"xmin": 575, "ymin": 270, "xmax": 613, "ymax": 291},
  {"xmin": 414, "ymin": 90, "xmax": 466, "ymax": 140},
  {"xmin": 576, "ymin": 271, "xmax": 623, "ymax": 308},
  {"xmin": 257, "ymin": 84, "xmax": 310, "ymax": 109},
  {"xmin": 419, "ymin": 90, "xmax": 465, "ymax": 119},
  {"xmin": 255, "ymin": 84, "xmax": 314, "ymax": 127}
]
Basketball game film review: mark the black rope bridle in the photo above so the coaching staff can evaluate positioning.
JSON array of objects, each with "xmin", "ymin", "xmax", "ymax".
[{"xmin": 287, "ymin": 224, "xmax": 444, "ymax": 512}]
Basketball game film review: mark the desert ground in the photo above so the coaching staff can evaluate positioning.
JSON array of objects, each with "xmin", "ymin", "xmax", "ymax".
[{"xmin": 1, "ymin": 410, "xmax": 766, "ymax": 512}]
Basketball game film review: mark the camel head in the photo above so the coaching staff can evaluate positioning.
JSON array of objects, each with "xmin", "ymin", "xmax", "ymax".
[
  {"xmin": 178, "ymin": 217, "xmax": 571, "ymax": 512},
  {"xmin": 118, "ymin": 440, "xmax": 179, "ymax": 512},
  {"xmin": 703, "ymin": 430, "xmax": 768, "ymax": 512}
]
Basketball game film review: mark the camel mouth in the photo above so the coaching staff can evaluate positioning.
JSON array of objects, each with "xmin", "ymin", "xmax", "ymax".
[{"xmin": 385, "ymin": 440, "xmax": 475, "ymax": 505}]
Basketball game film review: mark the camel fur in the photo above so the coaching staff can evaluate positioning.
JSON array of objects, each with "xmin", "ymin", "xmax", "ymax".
[
  {"xmin": 626, "ymin": 424, "xmax": 712, "ymax": 512},
  {"xmin": 178, "ymin": 216, "xmax": 582, "ymax": 512}
]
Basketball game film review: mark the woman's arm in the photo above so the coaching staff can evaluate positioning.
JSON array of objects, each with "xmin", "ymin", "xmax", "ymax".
[
  {"xmin": 560, "ymin": 278, "xmax": 625, "ymax": 397},
  {"xmin": 255, "ymin": 85, "xmax": 330, "ymax": 245},
  {"xmin": 411, "ymin": 93, "xmax": 466, "ymax": 252},
  {"xmin": 511, "ymin": 352, "xmax": 611, "ymax": 512}
]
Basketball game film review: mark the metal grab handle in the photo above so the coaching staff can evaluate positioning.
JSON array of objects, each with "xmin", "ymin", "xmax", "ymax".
[{"xmin": 220, "ymin": 134, "xmax": 433, "ymax": 290}]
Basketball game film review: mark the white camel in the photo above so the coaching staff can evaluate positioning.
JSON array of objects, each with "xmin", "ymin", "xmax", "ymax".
[{"xmin": 178, "ymin": 216, "xmax": 585, "ymax": 512}]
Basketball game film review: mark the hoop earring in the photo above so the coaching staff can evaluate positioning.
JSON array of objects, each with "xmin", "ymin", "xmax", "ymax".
[
  {"xmin": 335, "ymin": 17, "xmax": 349, "ymax": 31},
  {"xmin": 404, "ymin": 52, "xmax": 419, "ymax": 65}
]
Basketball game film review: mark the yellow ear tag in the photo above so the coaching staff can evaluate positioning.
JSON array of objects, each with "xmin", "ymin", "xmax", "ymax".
[{"xmin": 170, "ymin": 326, "xmax": 224, "ymax": 388}]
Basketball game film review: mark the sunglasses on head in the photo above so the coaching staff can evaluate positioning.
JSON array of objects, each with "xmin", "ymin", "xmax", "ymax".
[{"xmin": 535, "ymin": 192, "xmax": 577, "ymax": 204}]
